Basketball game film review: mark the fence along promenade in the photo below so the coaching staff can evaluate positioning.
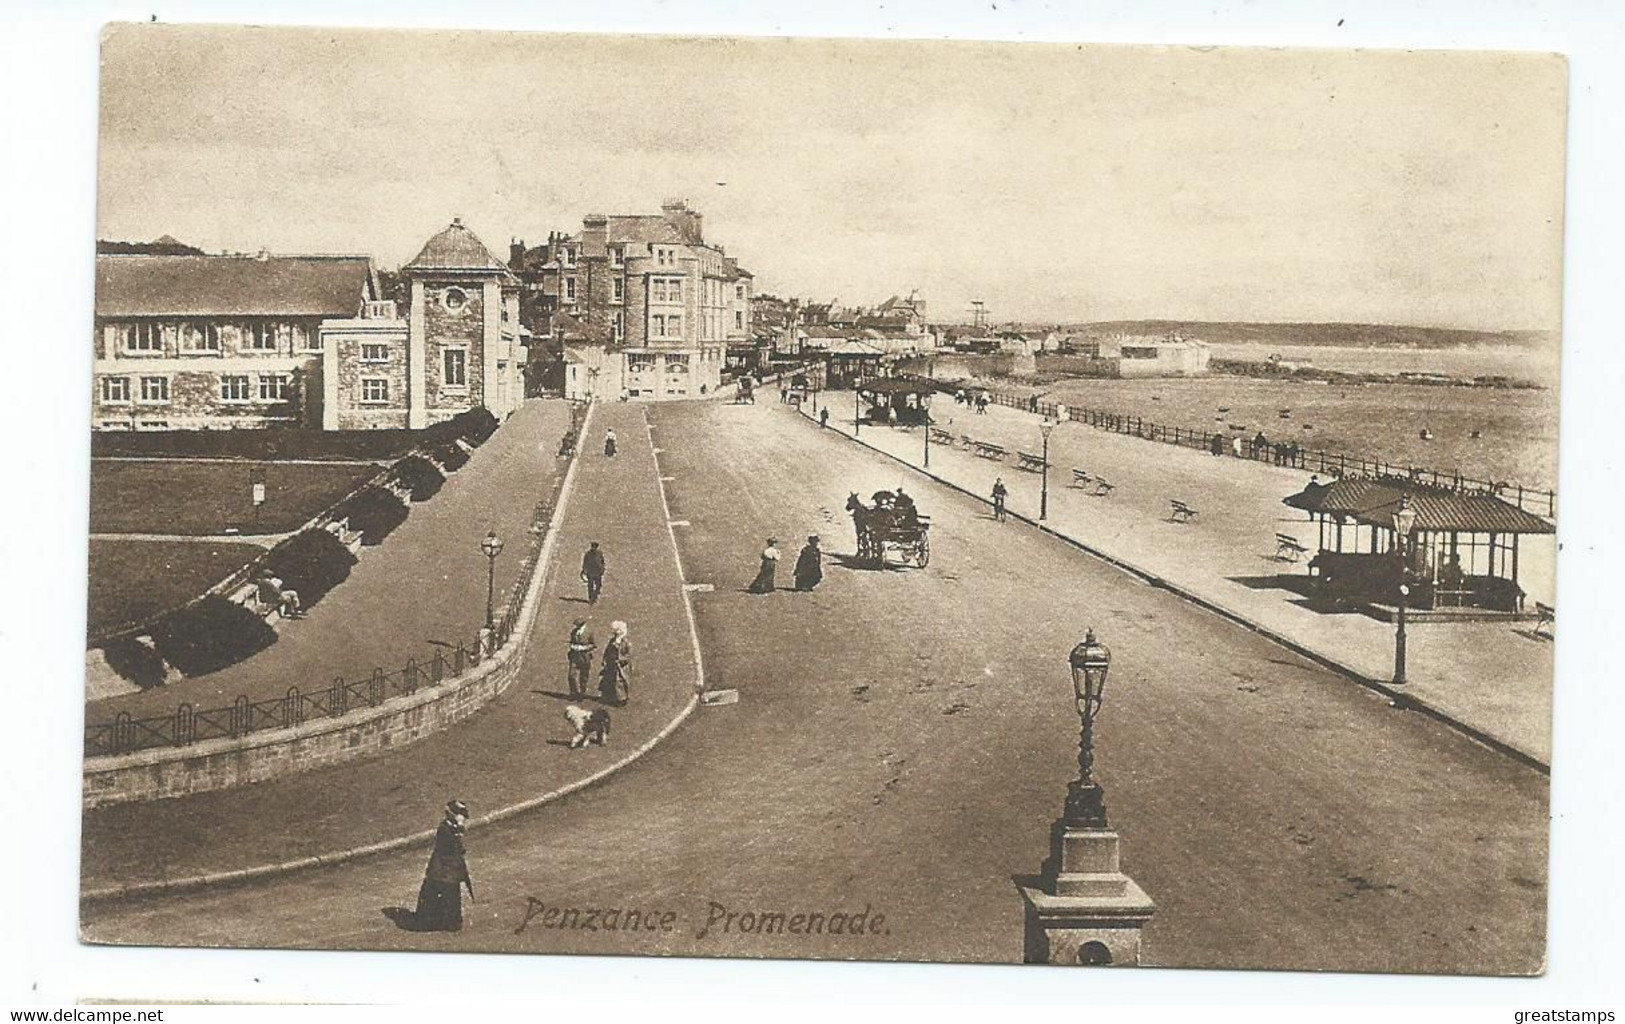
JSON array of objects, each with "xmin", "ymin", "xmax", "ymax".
[{"xmin": 911, "ymin": 376, "xmax": 1557, "ymax": 519}]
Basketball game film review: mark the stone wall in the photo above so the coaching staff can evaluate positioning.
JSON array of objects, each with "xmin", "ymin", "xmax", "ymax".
[
  {"xmin": 321, "ymin": 319, "xmax": 411, "ymax": 430},
  {"xmin": 421, "ymin": 280, "xmax": 486, "ymax": 412}
]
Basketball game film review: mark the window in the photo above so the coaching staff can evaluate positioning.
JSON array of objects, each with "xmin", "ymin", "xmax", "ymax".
[
  {"xmin": 293, "ymin": 323, "xmax": 319, "ymax": 351},
  {"xmin": 443, "ymin": 288, "xmax": 468, "ymax": 312},
  {"xmin": 565, "ymin": 277, "xmax": 577, "ymax": 302},
  {"xmin": 665, "ymin": 354, "xmax": 690, "ymax": 373},
  {"xmin": 139, "ymin": 376, "xmax": 170, "ymax": 403},
  {"xmin": 122, "ymin": 323, "xmax": 164, "ymax": 353},
  {"xmin": 220, "ymin": 375, "xmax": 251, "ymax": 402},
  {"xmin": 666, "ymin": 314, "xmax": 682, "ymax": 338},
  {"xmin": 100, "ymin": 376, "xmax": 131, "ymax": 404},
  {"xmin": 361, "ymin": 378, "xmax": 390, "ymax": 404},
  {"xmin": 443, "ymin": 348, "xmax": 468, "ymax": 388},
  {"xmin": 651, "ymin": 277, "xmax": 683, "ymax": 304},
  {"xmin": 613, "ymin": 311, "xmax": 624, "ymax": 341},
  {"xmin": 611, "ymin": 277, "xmax": 624, "ymax": 303},
  {"xmin": 180, "ymin": 322, "xmax": 221, "ymax": 352},
  {"xmin": 137, "ymin": 420, "xmax": 170, "ymax": 431},
  {"xmin": 610, "ymin": 246, "xmax": 624, "ymax": 268},
  {"xmin": 245, "ymin": 322, "xmax": 278, "ymax": 351},
  {"xmin": 361, "ymin": 343, "xmax": 390, "ymax": 363},
  {"xmin": 259, "ymin": 374, "xmax": 290, "ymax": 401},
  {"xmin": 628, "ymin": 358, "xmax": 657, "ymax": 374},
  {"xmin": 655, "ymin": 247, "xmax": 675, "ymax": 267},
  {"xmin": 563, "ymin": 246, "xmax": 577, "ymax": 267},
  {"xmin": 736, "ymin": 284, "xmax": 746, "ymax": 300},
  {"xmin": 735, "ymin": 311, "xmax": 745, "ymax": 330}
]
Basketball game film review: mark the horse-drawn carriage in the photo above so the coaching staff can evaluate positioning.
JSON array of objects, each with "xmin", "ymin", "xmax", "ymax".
[{"xmin": 846, "ymin": 490, "xmax": 931, "ymax": 568}]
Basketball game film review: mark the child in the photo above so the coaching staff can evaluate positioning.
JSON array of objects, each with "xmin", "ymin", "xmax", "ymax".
[{"xmin": 564, "ymin": 704, "xmax": 610, "ymax": 748}]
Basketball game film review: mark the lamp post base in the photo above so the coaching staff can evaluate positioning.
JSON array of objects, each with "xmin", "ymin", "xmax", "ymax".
[{"xmin": 1021, "ymin": 819, "xmax": 1156, "ymax": 965}]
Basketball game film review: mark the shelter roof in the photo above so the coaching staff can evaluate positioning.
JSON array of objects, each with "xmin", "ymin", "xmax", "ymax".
[{"xmin": 1284, "ymin": 477, "xmax": 1553, "ymax": 534}]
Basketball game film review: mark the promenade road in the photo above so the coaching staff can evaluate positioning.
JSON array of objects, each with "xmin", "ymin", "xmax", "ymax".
[
  {"xmin": 812, "ymin": 393, "xmax": 1554, "ymax": 763},
  {"xmin": 82, "ymin": 399, "xmax": 1546, "ymax": 974},
  {"xmin": 80, "ymin": 402, "xmax": 698, "ymax": 892},
  {"xmin": 87, "ymin": 401, "xmax": 571, "ymax": 716}
]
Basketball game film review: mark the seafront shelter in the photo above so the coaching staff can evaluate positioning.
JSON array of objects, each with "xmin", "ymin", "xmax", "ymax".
[
  {"xmin": 1285, "ymin": 477, "xmax": 1554, "ymax": 615},
  {"xmin": 856, "ymin": 376, "xmax": 935, "ymax": 425}
]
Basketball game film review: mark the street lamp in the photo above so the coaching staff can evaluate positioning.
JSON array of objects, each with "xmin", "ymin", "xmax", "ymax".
[
  {"xmin": 480, "ymin": 530, "xmax": 505, "ymax": 632},
  {"xmin": 922, "ymin": 390, "xmax": 934, "ymax": 468},
  {"xmin": 1065, "ymin": 628, "xmax": 1112, "ymax": 829},
  {"xmin": 1039, "ymin": 418, "xmax": 1057, "ymax": 520},
  {"xmin": 854, "ymin": 381, "xmax": 862, "ymax": 436},
  {"xmin": 1391, "ymin": 495, "xmax": 1417, "ymax": 686}
]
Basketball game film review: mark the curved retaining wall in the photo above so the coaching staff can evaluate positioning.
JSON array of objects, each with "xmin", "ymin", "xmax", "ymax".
[{"xmin": 81, "ymin": 403, "xmax": 593, "ymax": 810}]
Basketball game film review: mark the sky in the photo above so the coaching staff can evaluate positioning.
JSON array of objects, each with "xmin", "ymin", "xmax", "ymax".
[{"xmin": 96, "ymin": 25, "xmax": 1567, "ymax": 330}]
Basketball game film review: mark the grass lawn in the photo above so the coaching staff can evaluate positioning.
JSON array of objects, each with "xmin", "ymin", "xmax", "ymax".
[
  {"xmin": 90, "ymin": 460, "xmax": 381, "ymax": 536},
  {"xmin": 87, "ymin": 538, "xmax": 267, "ymax": 638}
]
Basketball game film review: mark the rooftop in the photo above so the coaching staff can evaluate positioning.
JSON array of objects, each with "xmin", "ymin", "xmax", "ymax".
[
  {"xmin": 1284, "ymin": 478, "xmax": 1554, "ymax": 535},
  {"xmin": 95, "ymin": 253, "xmax": 375, "ymax": 319},
  {"xmin": 403, "ymin": 218, "xmax": 516, "ymax": 278}
]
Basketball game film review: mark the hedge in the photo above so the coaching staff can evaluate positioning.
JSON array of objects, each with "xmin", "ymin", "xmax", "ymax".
[
  {"xmin": 150, "ymin": 596, "xmax": 278, "ymax": 677},
  {"xmin": 263, "ymin": 528, "xmax": 358, "ymax": 608},
  {"xmin": 100, "ymin": 635, "xmax": 169, "ymax": 689},
  {"xmin": 432, "ymin": 440, "xmax": 469, "ymax": 472},
  {"xmin": 334, "ymin": 486, "xmax": 409, "ymax": 546},
  {"xmin": 435, "ymin": 407, "xmax": 498, "ymax": 447},
  {"xmin": 392, "ymin": 455, "xmax": 445, "ymax": 503},
  {"xmin": 91, "ymin": 405, "xmax": 502, "ymax": 461}
]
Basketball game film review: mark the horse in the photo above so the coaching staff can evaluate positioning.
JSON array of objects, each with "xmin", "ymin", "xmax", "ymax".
[{"xmin": 846, "ymin": 492, "xmax": 897, "ymax": 562}]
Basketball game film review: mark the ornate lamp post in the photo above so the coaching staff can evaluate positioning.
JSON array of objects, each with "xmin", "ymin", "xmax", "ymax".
[
  {"xmin": 480, "ymin": 530, "xmax": 505, "ymax": 632},
  {"xmin": 1065, "ymin": 628, "xmax": 1111, "ymax": 827},
  {"xmin": 1016, "ymin": 627, "xmax": 1154, "ymax": 965},
  {"xmin": 922, "ymin": 390, "xmax": 934, "ymax": 468},
  {"xmin": 1391, "ymin": 495, "xmax": 1418, "ymax": 686},
  {"xmin": 1039, "ymin": 418, "xmax": 1057, "ymax": 521},
  {"xmin": 854, "ymin": 381, "xmax": 862, "ymax": 436}
]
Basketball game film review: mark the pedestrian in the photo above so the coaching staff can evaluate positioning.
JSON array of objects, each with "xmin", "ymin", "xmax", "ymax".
[
  {"xmin": 1231, "ymin": 435, "xmax": 1244, "ymax": 458},
  {"xmin": 566, "ymin": 617, "xmax": 596, "ymax": 698},
  {"xmin": 748, "ymin": 537, "xmax": 781, "ymax": 594},
  {"xmin": 1210, "ymin": 433, "xmax": 1225, "ymax": 457},
  {"xmin": 278, "ymin": 587, "xmax": 302, "ymax": 620},
  {"xmin": 415, "ymin": 800, "xmax": 473, "ymax": 932},
  {"xmin": 779, "ymin": 383, "xmax": 788, "ymax": 403},
  {"xmin": 564, "ymin": 704, "xmax": 610, "ymax": 748},
  {"xmin": 819, "ymin": 407, "xmax": 830, "ymax": 429},
  {"xmin": 991, "ymin": 477, "xmax": 1008, "ymax": 522},
  {"xmin": 598, "ymin": 621, "xmax": 631, "ymax": 706},
  {"xmin": 1253, "ymin": 431, "xmax": 1267, "ymax": 460},
  {"xmin": 886, "ymin": 404, "xmax": 898, "ymax": 426},
  {"xmin": 793, "ymin": 535, "xmax": 823, "ymax": 591},
  {"xmin": 603, "ymin": 428, "xmax": 618, "ymax": 458},
  {"xmin": 581, "ymin": 541, "xmax": 606, "ymax": 604}
]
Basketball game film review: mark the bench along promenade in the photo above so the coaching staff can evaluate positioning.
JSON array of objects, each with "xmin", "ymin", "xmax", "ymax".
[
  {"xmin": 804, "ymin": 392, "xmax": 1555, "ymax": 765},
  {"xmin": 81, "ymin": 401, "xmax": 703, "ymax": 897}
]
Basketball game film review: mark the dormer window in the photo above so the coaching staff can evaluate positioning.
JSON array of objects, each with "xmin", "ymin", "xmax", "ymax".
[
  {"xmin": 655, "ymin": 246, "xmax": 676, "ymax": 267},
  {"xmin": 610, "ymin": 246, "xmax": 624, "ymax": 268}
]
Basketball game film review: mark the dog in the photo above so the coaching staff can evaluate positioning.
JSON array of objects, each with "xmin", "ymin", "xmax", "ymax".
[{"xmin": 564, "ymin": 704, "xmax": 610, "ymax": 748}]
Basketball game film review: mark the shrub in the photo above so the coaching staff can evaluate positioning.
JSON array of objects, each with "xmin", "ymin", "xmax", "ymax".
[
  {"xmin": 453, "ymin": 407, "xmax": 499, "ymax": 446},
  {"xmin": 432, "ymin": 440, "xmax": 469, "ymax": 472},
  {"xmin": 264, "ymin": 528, "xmax": 358, "ymax": 608},
  {"xmin": 335, "ymin": 486, "xmax": 408, "ymax": 546},
  {"xmin": 100, "ymin": 635, "xmax": 168, "ymax": 689},
  {"xmin": 151, "ymin": 596, "xmax": 278, "ymax": 677},
  {"xmin": 391, "ymin": 455, "xmax": 444, "ymax": 503}
]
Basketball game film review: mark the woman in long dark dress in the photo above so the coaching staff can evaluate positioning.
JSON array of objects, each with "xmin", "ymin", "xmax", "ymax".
[
  {"xmin": 598, "ymin": 621, "xmax": 631, "ymax": 706},
  {"xmin": 793, "ymin": 535, "xmax": 823, "ymax": 591},
  {"xmin": 416, "ymin": 800, "xmax": 471, "ymax": 931},
  {"xmin": 747, "ymin": 538, "xmax": 780, "ymax": 594}
]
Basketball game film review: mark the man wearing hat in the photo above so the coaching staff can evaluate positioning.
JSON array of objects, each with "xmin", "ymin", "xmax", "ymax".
[
  {"xmin": 566, "ymin": 618, "xmax": 596, "ymax": 698},
  {"xmin": 415, "ymin": 799, "xmax": 473, "ymax": 932}
]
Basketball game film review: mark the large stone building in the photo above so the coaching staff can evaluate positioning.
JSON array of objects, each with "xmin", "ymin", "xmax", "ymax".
[
  {"xmin": 91, "ymin": 220, "xmax": 524, "ymax": 431},
  {"xmin": 511, "ymin": 200, "xmax": 753, "ymax": 401}
]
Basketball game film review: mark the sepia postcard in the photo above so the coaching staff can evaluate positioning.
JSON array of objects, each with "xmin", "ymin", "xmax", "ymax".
[{"xmin": 80, "ymin": 24, "xmax": 1564, "ymax": 975}]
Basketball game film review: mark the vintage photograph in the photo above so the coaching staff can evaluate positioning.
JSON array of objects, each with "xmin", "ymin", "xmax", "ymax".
[{"xmin": 79, "ymin": 24, "xmax": 1563, "ymax": 974}]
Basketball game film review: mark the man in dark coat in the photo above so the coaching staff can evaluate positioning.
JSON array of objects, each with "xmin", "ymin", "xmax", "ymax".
[
  {"xmin": 581, "ymin": 541, "xmax": 606, "ymax": 604},
  {"xmin": 416, "ymin": 799, "xmax": 472, "ymax": 932},
  {"xmin": 566, "ymin": 618, "xmax": 596, "ymax": 698},
  {"xmin": 793, "ymin": 535, "xmax": 824, "ymax": 591}
]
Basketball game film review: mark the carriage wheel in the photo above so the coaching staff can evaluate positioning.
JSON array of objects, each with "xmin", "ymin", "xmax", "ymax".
[{"xmin": 915, "ymin": 533, "xmax": 930, "ymax": 567}]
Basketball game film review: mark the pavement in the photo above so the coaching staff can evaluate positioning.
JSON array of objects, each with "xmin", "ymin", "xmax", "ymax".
[
  {"xmin": 802, "ymin": 393, "xmax": 1555, "ymax": 765},
  {"xmin": 86, "ymin": 401, "xmax": 573, "ymax": 715},
  {"xmin": 82, "ymin": 398, "xmax": 1547, "ymax": 975},
  {"xmin": 80, "ymin": 400, "xmax": 702, "ymax": 895}
]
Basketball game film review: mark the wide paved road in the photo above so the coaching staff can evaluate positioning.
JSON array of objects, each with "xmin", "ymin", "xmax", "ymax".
[{"xmin": 82, "ymin": 399, "xmax": 1547, "ymax": 974}]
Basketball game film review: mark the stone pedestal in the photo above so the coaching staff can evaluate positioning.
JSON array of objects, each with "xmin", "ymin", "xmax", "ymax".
[{"xmin": 1017, "ymin": 820, "xmax": 1155, "ymax": 966}]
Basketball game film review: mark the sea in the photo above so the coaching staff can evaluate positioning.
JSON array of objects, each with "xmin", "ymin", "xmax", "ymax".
[{"xmin": 929, "ymin": 344, "xmax": 1561, "ymax": 493}]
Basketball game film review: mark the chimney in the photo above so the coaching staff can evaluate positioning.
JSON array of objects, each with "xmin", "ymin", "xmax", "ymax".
[
  {"xmin": 510, "ymin": 239, "xmax": 526, "ymax": 268},
  {"xmin": 581, "ymin": 214, "xmax": 609, "ymax": 258}
]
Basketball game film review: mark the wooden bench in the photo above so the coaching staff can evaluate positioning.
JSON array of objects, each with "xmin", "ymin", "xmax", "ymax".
[
  {"xmin": 1071, "ymin": 468, "xmax": 1092, "ymax": 488},
  {"xmin": 1169, "ymin": 499, "xmax": 1199, "ymax": 523},
  {"xmin": 1275, "ymin": 533, "xmax": 1310, "ymax": 562},
  {"xmin": 972, "ymin": 442, "xmax": 1008, "ymax": 461},
  {"xmin": 929, "ymin": 427, "xmax": 956, "ymax": 446},
  {"xmin": 959, "ymin": 433, "xmax": 976, "ymax": 450},
  {"xmin": 1017, "ymin": 450, "xmax": 1049, "ymax": 472},
  {"xmin": 1534, "ymin": 601, "xmax": 1555, "ymax": 637}
]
